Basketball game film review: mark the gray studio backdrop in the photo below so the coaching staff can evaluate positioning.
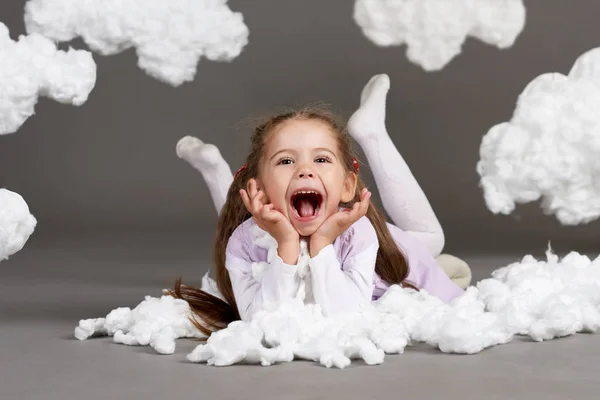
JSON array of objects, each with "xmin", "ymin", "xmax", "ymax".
[{"xmin": 0, "ymin": 0, "xmax": 598, "ymax": 254}]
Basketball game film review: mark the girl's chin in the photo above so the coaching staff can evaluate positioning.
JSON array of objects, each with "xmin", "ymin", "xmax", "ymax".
[{"xmin": 291, "ymin": 221, "xmax": 321, "ymax": 238}]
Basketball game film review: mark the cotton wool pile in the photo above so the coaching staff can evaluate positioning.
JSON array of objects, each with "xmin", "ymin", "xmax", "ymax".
[
  {"xmin": 0, "ymin": 22, "xmax": 96, "ymax": 135},
  {"xmin": 23, "ymin": 0, "xmax": 249, "ymax": 87},
  {"xmin": 76, "ymin": 248, "xmax": 600, "ymax": 368},
  {"xmin": 0, "ymin": 189, "xmax": 37, "ymax": 262},
  {"xmin": 354, "ymin": 0, "xmax": 525, "ymax": 71},
  {"xmin": 477, "ymin": 47, "xmax": 600, "ymax": 225}
]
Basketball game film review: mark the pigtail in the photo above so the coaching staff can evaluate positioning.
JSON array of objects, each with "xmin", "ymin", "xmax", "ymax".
[
  {"xmin": 351, "ymin": 179, "xmax": 417, "ymax": 291},
  {"xmin": 166, "ymin": 166, "xmax": 252, "ymax": 337}
]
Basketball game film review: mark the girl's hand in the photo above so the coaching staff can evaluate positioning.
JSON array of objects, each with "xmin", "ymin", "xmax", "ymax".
[
  {"xmin": 240, "ymin": 179, "xmax": 299, "ymax": 246},
  {"xmin": 310, "ymin": 188, "xmax": 371, "ymax": 256}
]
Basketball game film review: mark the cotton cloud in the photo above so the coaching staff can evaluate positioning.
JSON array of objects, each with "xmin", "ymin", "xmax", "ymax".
[
  {"xmin": 75, "ymin": 294, "xmax": 204, "ymax": 354},
  {"xmin": 23, "ymin": 0, "xmax": 249, "ymax": 87},
  {"xmin": 477, "ymin": 47, "xmax": 600, "ymax": 225},
  {"xmin": 76, "ymin": 248, "xmax": 600, "ymax": 368},
  {"xmin": 353, "ymin": 0, "xmax": 526, "ymax": 71},
  {"xmin": 0, "ymin": 22, "xmax": 96, "ymax": 135},
  {"xmin": 0, "ymin": 189, "xmax": 37, "ymax": 262}
]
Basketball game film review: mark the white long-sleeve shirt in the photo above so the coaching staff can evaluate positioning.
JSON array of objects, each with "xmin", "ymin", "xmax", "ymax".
[{"xmin": 225, "ymin": 216, "xmax": 463, "ymax": 321}]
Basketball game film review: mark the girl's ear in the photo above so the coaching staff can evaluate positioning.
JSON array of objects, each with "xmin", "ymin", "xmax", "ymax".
[{"xmin": 340, "ymin": 171, "xmax": 357, "ymax": 203}]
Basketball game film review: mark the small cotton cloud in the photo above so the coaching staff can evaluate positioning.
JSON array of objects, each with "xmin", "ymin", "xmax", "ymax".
[
  {"xmin": 0, "ymin": 189, "xmax": 37, "ymax": 261},
  {"xmin": 0, "ymin": 22, "xmax": 96, "ymax": 135},
  {"xmin": 24, "ymin": 0, "xmax": 249, "ymax": 87},
  {"xmin": 353, "ymin": 0, "xmax": 526, "ymax": 71},
  {"xmin": 75, "ymin": 294, "xmax": 204, "ymax": 354},
  {"xmin": 477, "ymin": 47, "xmax": 600, "ymax": 225}
]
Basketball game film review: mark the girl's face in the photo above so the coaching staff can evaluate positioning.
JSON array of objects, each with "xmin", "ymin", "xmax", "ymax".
[{"xmin": 256, "ymin": 118, "xmax": 357, "ymax": 237}]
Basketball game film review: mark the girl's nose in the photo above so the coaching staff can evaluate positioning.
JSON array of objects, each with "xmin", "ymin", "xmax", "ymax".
[{"xmin": 298, "ymin": 167, "xmax": 314, "ymax": 178}]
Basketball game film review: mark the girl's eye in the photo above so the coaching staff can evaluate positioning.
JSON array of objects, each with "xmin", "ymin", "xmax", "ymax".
[
  {"xmin": 277, "ymin": 158, "xmax": 293, "ymax": 165},
  {"xmin": 315, "ymin": 156, "xmax": 331, "ymax": 163}
]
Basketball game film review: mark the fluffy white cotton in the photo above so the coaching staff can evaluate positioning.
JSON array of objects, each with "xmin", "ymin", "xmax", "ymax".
[
  {"xmin": 74, "ymin": 293, "xmax": 204, "ymax": 354},
  {"xmin": 24, "ymin": 0, "xmax": 249, "ymax": 87},
  {"xmin": 77, "ymin": 248, "xmax": 600, "ymax": 367},
  {"xmin": 477, "ymin": 47, "xmax": 600, "ymax": 225},
  {"xmin": 0, "ymin": 23, "xmax": 96, "ymax": 135},
  {"xmin": 189, "ymin": 248, "xmax": 600, "ymax": 367},
  {"xmin": 479, "ymin": 249, "xmax": 600, "ymax": 340},
  {"xmin": 353, "ymin": 0, "xmax": 526, "ymax": 71},
  {"xmin": 0, "ymin": 189, "xmax": 37, "ymax": 261}
]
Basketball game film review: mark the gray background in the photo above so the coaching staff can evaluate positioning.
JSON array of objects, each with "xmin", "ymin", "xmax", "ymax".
[
  {"xmin": 1, "ymin": 0, "xmax": 599, "ymax": 254},
  {"xmin": 3, "ymin": 2, "xmax": 600, "ymax": 399}
]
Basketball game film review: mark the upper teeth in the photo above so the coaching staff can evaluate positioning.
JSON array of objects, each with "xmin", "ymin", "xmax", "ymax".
[{"xmin": 296, "ymin": 190, "xmax": 317, "ymax": 195}]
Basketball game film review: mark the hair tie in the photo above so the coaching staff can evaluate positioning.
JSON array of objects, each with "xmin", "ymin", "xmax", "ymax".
[
  {"xmin": 234, "ymin": 164, "xmax": 247, "ymax": 180},
  {"xmin": 353, "ymin": 157, "xmax": 359, "ymax": 173}
]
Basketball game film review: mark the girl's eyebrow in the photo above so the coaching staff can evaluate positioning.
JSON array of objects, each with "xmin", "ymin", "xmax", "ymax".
[
  {"xmin": 269, "ymin": 149, "xmax": 292, "ymax": 161},
  {"xmin": 269, "ymin": 147, "xmax": 338, "ymax": 162},
  {"xmin": 314, "ymin": 147, "xmax": 337, "ymax": 159}
]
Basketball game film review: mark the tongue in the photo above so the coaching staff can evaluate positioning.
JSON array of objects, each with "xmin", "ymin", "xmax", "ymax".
[{"xmin": 296, "ymin": 199, "xmax": 315, "ymax": 218}]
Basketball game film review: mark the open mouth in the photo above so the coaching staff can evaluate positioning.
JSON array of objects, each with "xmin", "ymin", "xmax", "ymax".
[{"xmin": 290, "ymin": 190, "xmax": 323, "ymax": 220}]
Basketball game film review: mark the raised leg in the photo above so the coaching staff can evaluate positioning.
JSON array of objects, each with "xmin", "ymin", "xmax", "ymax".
[
  {"xmin": 176, "ymin": 136, "xmax": 233, "ymax": 214},
  {"xmin": 347, "ymin": 74, "xmax": 445, "ymax": 256},
  {"xmin": 347, "ymin": 74, "xmax": 471, "ymax": 288}
]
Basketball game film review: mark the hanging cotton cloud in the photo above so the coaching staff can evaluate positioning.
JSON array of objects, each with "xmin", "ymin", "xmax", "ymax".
[
  {"xmin": 353, "ymin": 0, "xmax": 526, "ymax": 71},
  {"xmin": 23, "ymin": 0, "xmax": 249, "ymax": 87},
  {"xmin": 0, "ymin": 22, "xmax": 96, "ymax": 135},
  {"xmin": 477, "ymin": 47, "xmax": 600, "ymax": 225},
  {"xmin": 0, "ymin": 189, "xmax": 37, "ymax": 261},
  {"xmin": 76, "ymin": 248, "xmax": 600, "ymax": 368}
]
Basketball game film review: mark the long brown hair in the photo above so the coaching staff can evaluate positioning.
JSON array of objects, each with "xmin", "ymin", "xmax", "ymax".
[{"xmin": 166, "ymin": 106, "xmax": 415, "ymax": 337}]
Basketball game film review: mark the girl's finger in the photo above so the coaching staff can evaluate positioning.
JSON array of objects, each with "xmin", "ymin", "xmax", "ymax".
[
  {"xmin": 361, "ymin": 191, "xmax": 371, "ymax": 214},
  {"xmin": 252, "ymin": 191, "xmax": 266, "ymax": 213},
  {"xmin": 350, "ymin": 202, "xmax": 362, "ymax": 221},
  {"xmin": 247, "ymin": 179, "xmax": 257, "ymax": 199},
  {"xmin": 240, "ymin": 189, "xmax": 252, "ymax": 212},
  {"xmin": 261, "ymin": 204, "xmax": 278, "ymax": 222},
  {"xmin": 347, "ymin": 191, "xmax": 370, "ymax": 223},
  {"xmin": 256, "ymin": 191, "xmax": 265, "ymax": 202}
]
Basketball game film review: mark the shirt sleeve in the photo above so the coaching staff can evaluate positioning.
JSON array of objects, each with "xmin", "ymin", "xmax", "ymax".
[
  {"xmin": 225, "ymin": 223, "xmax": 300, "ymax": 321},
  {"xmin": 308, "ymin": 216, "xmax": 379, "ymax": 316}
]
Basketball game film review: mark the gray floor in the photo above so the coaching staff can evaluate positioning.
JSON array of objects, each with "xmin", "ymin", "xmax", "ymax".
[{"xmin": 2, "ymin": 230, "xmax": 599, "ymax": 400}]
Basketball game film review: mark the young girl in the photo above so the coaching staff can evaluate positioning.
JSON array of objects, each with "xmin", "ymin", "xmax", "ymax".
[{"xmin": 169, "ymin": 74, "xmax": 470, "ymax": 335}]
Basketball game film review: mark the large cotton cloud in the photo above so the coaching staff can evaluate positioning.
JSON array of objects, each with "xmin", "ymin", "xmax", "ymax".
[
  {"xmin": 23, "ymin": 0, "xmax": 249, "ymax": 87},
  {"xmin": 354, "ymin": 0, "xmax": 526, "ymax": 71},
  {"xmin": 0, "ymin": 189, "xmax": 37, "ymax": 262},
  {"xmin": 0, "ymin": 22, "xmax": 96, "ymax": 135},
  {"xmin": 75, "ymin": 247, "xmax": 600, "ymax": 368},
  {"xmin": 477, "ymin": 47, "xmax": 600, "ymax": 225}
]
